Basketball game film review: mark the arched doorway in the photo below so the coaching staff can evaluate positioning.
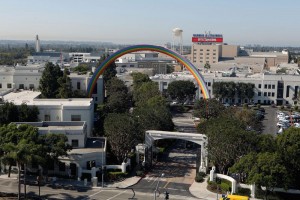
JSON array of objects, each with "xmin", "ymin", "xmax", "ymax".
[
  {"xmin": 144, "ymin": 130, "xmax": 208, "ymax": 172},
  {"xmin": 87, "ymin": 44, "xmax": 210, "ymax": 99}
]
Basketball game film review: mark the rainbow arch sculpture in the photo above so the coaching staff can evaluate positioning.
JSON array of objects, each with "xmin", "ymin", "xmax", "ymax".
[{"xmin": 87, "ymin": 44, "xmax": 210, "ymax": 99}]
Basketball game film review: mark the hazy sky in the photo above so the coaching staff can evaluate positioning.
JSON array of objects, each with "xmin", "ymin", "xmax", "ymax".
[{"xmin": 0, "ymin": 0, "xmax": 299, "ymax": 46}]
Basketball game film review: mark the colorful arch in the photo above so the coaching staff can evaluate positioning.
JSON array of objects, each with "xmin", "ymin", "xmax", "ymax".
[{"xmin": 87, "ymin": 44, "xmax": 210, "ymax": 99}]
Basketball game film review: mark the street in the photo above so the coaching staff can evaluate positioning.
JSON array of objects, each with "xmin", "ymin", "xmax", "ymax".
[{"xmin": 132, "ymin": 140, "xmax": 199, "ymax": 198}]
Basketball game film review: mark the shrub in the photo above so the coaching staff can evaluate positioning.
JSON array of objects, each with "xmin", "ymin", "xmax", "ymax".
[
  {"xmin": 136, "ymin": 170, "xmax": 144, "ymax": 177},
  {"xmin": 195, "ymin": 172, "xmax": 206, "ymax": 183},
  {"xmin": 243, "ymin": 103, "xmax": 248, "ymax": 109},
  {"xmin": 235, "ymin": 188, "xmax": 251, "ymax": 196},
  {"xmin": 280, "ymin": 105, "xmax": 284, "ymax": 110},
  {"xmin": 220, "ymin": 182, "xmax": 230, "ymax": 192},
  {"xmin": 107, "ymin": 171, "xmax": 127, "ymax": 181},
  {"xmin": 294, "ymin": 106, "xmax": 298, "ymax": 111}
]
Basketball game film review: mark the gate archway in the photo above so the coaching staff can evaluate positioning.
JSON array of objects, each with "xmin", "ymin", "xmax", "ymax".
[
  {"xmin": 87, "ymin": 44, "xmax": 210, "ymax": 99},
  {"xmin": 144, "ymin": 130, "xmax": 208, "ymax": 172}
]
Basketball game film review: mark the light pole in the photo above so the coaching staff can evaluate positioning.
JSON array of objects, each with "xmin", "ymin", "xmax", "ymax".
[{"xmin": 154, "ymin": 173, "xmax": 164, "ymax": 200}]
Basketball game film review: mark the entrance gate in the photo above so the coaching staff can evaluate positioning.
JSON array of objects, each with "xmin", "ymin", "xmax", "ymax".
[{"xmin": 144, "ymin": 130, "xmax": 208, "ymax": 172}]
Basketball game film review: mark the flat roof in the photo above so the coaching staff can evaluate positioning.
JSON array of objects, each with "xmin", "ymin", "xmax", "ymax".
[{"xmin": 3, "ymin": 90, "xmax": 93, "ymax": 107}]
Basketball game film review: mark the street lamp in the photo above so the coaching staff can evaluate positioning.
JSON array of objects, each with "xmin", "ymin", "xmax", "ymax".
[
  {"xmin": 93, "ymin": 140, "xmax": 105, "ymax": 187},
  {"xmin": 154, "ymin": 173, "xmax": 165, "ymax": 200}
]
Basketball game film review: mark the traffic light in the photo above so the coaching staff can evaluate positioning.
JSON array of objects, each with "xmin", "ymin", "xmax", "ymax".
[{"xmin": 164, "ymin": 191, "xmax": 169, "ymax": 199}]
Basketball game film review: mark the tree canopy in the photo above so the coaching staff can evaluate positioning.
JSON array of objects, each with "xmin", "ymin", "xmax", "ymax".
[
  {"xmin": 193, "ymin": 98, "xmax": 225, "ymax": 120},
  {"xmin": 39, "ymin": 62, "xmax": 63, "ymax": 98},
  {"xmin": 104, "ymin": 113, "xmax": 138, "ymax": 163},
  {"xmin": 167, "ymin": 80, "xmax": 196, "ymax": 102}
]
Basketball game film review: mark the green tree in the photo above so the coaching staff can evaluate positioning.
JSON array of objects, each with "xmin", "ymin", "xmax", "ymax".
[
  {"xmin": 18, "ymin": 103, "xmax": 39, "ymax": 122},
  {"xmin": 104, "ymin": 113, "xmax": 138, "ymax": 163},
  {"xmin": 133, "ymin": 82, "xmax": 161, "ymax": 106},
  {"xmin": 167, "ymin": 80, "xmax": 196, "ymax": 102},
  {"xmin": 199, "ymin": 116, "xmax": 257, "ymax": 173},
  {"xmin": 57, "ymin": 68, "xmax": 72, "ymax": 98},
  {"xmin": 131, "ymin": 72, "xmax": 151, "ymax": 91},
  {"xmin": 37, "ymin": 133, "xmax": 72, "ymax": 176},
  {"xmin": 204, "ymin": 63, "xmax": 211, "ymax": 70},
  {"xmin": 0, "ymin": 124, "xmax": 41, "ymax": 199},
  {"xmin": 276, "ymin": 127, "xmax": 300, "ymax": 188},
  {"xmin": 133, "ymin": 105, "xmax": 174, "ymax": 137},
  {"xmin": 0, "ymin": 102, "xmax": 19, "ymax": 124},
  {"xmin": 97, "ymin": 54, "xmax": 117, "ymax": 84},
  {"xmin": 193, "ymin": 98, "xmax": 225, "ymax": 120},
  {"xmin": 39, "ymin": 62, "xmax": 63, "ymax": 98},
  {"xmin": 230, "ymin": 152, "xmax": 288, "ymax": 200}
]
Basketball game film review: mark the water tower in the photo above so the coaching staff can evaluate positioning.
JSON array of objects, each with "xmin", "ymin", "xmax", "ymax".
[{"xmin": 172, "ymin": 28, "xmax": 183, "ymax": 55}]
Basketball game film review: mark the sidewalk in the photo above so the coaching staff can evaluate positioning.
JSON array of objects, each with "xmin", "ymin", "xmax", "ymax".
[{"xmin": 189, "ymin": 178, "xmax": 220, "ymax": 200}]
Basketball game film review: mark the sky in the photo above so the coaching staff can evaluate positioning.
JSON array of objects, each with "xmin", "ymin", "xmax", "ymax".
[{"xmin": 0, "ymin": 0, "xmax": 299, "ymax": 46}]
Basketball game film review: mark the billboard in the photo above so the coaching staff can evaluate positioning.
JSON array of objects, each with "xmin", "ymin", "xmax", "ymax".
[{"xmin": 192, "ymin": 34, "xmax": 223, "ymax": 43}]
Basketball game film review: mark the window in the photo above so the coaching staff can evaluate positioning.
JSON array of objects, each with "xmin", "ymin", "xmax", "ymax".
[
  {"xmin": 71, "ymin": 140, "xmax": 79, "ymax": 148},
  {"xmin": 268, "ymin": 84, "xmax": 271, "ymax": 89},
  {"xmin": 200, "ymin": 49, "xmax": 203, "ymax": 51},
  {"xmin": 206, "ymin": 57, "xmax": 209, "ymax": 59},
  {"xmin": 264, "ymin": 92, "xmax": 267, "ymax": 96},
  {"xmin": 71, "ymin": 115, "xmax": 81, "ymax": 121},
  {"xmin": 272, "ymin": 85, "xmax": 275, "ymax": 89},
  {"xmin": 268, "ymin": 92, "xmax": 271, "ymax": 96},
  {"xmin": 286, "ymin": 85, "xmax": 290, "ymax": 97},
  {"xmin": 213, "ymin": 53, "xmax": 216, "ymax": 55},
  {"xmin": 200, "ymin": 53, "xmax": 203, "ymax": 55},
  {"xmin": 272, "ymin": 92, "xmax": 275, "ymax": 97},
  {"xmin": 77, "ymin": 82, "xmax": 81, "ymax": 90},
  {"xmin": 44, "ymin": 115, "xmax": 50, "ymax": 121},
  {"xmin": 258, "ymin": 84, "xmax": 261, "ymax": 88},
  {"xmin": 213, "ymin": 49, "xmax": 216, "ymax": 51},
  {"xmin": 29, "ymin": 84, "xmax": 34, "ymax": 89},
  {"xmin": 206, "ymin": 49, "xmax": 210, "ymax": 51},
  {"xmin": 7, "ymin": 83, "xmax": 12, "ymax": 88},
  {"xmin": 206, "ymin": 53, "xmax": 210, "ymax": 55},
  {"xmin": 19, "ymin": 84, "xmax": 24, "ymax": 89},
  {"xmin": 264, "ymin": 84, "xmax": 267, "ymax": 89},
  {"xmin": 258, "ymin": 92, "xmax": 261, "ymax": 96},
  {"xmin": 0, "ymin": 83, "xmax": 2, "ymax": 88},
  {"xmin": 213, "ymin": 57, "xmax": 216, "ymax": 59}
]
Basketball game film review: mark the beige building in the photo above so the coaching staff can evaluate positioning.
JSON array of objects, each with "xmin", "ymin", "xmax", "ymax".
[{"xmin": 191, "ymin": 43, "xmax": 239, "ymax": 67}]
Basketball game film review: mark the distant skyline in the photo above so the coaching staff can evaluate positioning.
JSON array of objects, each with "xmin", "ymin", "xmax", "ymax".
[{"xmin": 1, "ymin": 0, "xmax": 299, "ymax": 46}]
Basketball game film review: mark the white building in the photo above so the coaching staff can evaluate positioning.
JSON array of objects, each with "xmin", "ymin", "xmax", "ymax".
[
  {"xmin": 3, "ymin": 90, "xmax": 95, "ymax": 137},
  {"xmin": 13, "ymin": 121, "xmax": 106, "ymax": 179},
  {"xmin": 0, "ymin": 65, "xmax": 104, "ymax": 104},
  {"xmin": 151, "ymin": 72, "xmax": 300, "ymax": 106}
]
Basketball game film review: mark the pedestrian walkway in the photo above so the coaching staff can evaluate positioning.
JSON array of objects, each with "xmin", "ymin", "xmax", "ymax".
[{"xmin": 189, "ymin": 178, "xmax": 219, "ymax": 200}]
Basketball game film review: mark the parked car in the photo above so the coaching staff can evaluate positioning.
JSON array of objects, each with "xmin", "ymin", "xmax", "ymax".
[{"xmin": 277, "ymin": 121, "xmax": 289, "ymax": 128}]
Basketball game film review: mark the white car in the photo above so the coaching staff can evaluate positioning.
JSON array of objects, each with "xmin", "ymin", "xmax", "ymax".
[
  {"xmin": 279, "ymin": 119, "xmax": 289, "ymax": 123},
  {"xmin": 277, "ymin": 122, "xmax": 289, "ymax": 128},
  {"xmin": 294, "ymin": 123, "xmax": 300, "ymax": 128}
]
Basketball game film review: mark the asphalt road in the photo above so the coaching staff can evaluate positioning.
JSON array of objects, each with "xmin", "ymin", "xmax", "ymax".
[
  {"xmin": 132, "ymin": 140, "xmax": 199, "ymax": 198},
  {"xmin": 261, "ymin": 106, "xmax": 278, "ymax": 135},
  {"xmin": 0, "ymin": 178, "xmax": 197, "ymax": 200}
]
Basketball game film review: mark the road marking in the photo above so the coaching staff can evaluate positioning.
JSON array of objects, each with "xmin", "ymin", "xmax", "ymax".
[
  {"xmin": 85, "ymin": 189, "xmax": 104, "ymax": 199},
  {"xmin": 149, "ymin": 177, "xmax": 158, "ymax": 186},
  {"xmin": 163, "ymin": 180, "xmax": 170, "ymax": 188},
  {"xmin": 105, "ymin": 190, "xmax": 127, "ymax": 200}
]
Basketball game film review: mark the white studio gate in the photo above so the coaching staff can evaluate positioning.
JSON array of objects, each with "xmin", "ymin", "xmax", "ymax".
[{"xmin": 144, "ymin": 130, "xmax": 208, "ymax": 172}]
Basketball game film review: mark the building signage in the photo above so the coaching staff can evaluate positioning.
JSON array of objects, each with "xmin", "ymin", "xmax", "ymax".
[{"xmin": 192, "ymin": 33, "xmax": 223, "ymax": 43}]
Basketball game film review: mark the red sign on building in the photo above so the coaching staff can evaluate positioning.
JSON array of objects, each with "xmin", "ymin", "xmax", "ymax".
[{"xmin": 192, "ymin": 37, "xmax": 223, "ymax": 43}]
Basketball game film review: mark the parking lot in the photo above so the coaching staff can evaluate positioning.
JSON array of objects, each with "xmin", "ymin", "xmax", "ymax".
[{"xmin": 261, "ymin": 107, "xmax": 300, "ymax": 135}]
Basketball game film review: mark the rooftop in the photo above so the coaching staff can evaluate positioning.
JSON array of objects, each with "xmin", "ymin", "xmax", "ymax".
[{"xmin": 2, "ymin": 90, "xmax": 93, "ymax": 107}]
